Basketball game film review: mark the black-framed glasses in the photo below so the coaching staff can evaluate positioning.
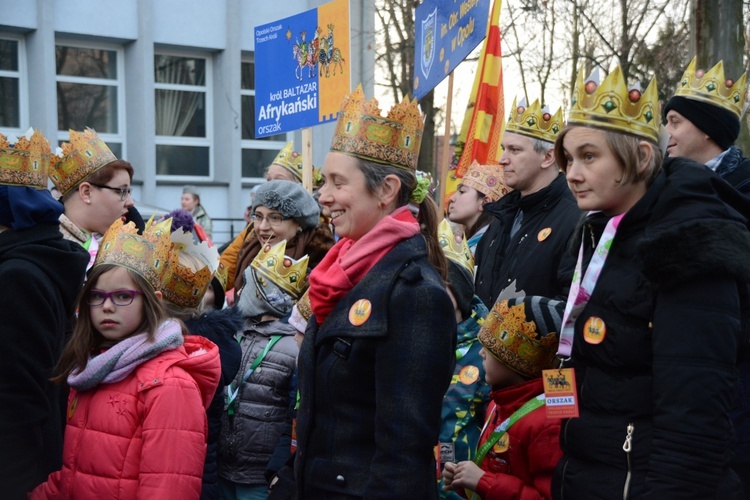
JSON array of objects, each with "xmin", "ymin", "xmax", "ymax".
[
  {"xmin": 88, "ymin": 289, "xmax": 143, "ymax": 306},
  {"xmin": 251, "ymin": 212, "xmax": 290, "ymax": 226},
  {"xmin": 90, "ymin": 183, "xmax": 133, "ymax": 201}
]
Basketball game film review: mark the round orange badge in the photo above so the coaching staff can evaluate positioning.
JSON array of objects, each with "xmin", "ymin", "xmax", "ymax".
[
  {"xmin": 459, "ymin": 365, "xmax": 480, "ymax": 385},
  {"xmin": 583, "ymin": 316, "xmax": 607, "ymax": 344},
  {"xmin": 348, "ymin": 299, "xmax": 372, "ymax": 326},
  {"xmin": 492, "ymin": 432, "xmax": 510, "ymax": 453},
  {"xmin": 538, "ymin": 227, "xmax": 552, "ymax": 241}
]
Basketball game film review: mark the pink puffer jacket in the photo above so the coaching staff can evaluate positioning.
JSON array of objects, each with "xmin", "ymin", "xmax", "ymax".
[{"xmin": 30, "ymin": 335, "xmax": 221, "ymax": 499}]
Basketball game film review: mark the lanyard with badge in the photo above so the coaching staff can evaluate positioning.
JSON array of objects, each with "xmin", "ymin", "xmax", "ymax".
[{"xmin": 543, "ymin": 212, "xmax": 625, "ymax": 420}]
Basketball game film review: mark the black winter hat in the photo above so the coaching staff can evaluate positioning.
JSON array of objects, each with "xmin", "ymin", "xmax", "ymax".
[
  {"xmin": 663, "ymin": 96, "xmax": 740, "ymax": 151},
  {"xmin": 447, "ymin": 260, "xmax": 474, "ymax": 321}
]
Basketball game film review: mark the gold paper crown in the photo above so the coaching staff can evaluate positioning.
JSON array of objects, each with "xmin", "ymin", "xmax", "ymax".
[
  {"xmin": 251, "ymin": 240, "xmax": 309, "ymax": 299},
  {"xmin": 272, "ymin": 141, "xmax": 304, "ymax": 182},
  {"xmin": 0, "ymin": 129, "xmax": 51, "ymax": 189},
  {"xmin": 94, "ymin": 218, "xmax": 173, "ymax": 291},
  {"xmin": 214, "ymin": 261, "xmax": 229, "ymax": 291},
  {"xmin": 674, "ymin": 57, "xmax": 748, "ymax": 118},
  {"xmin": 162, "ymin": 230, "xmax": 221, "ymax": 308},
  {"xmin": 461, "ymin": 160, "xmax": 509, "ymax": 202},
  {"xmin": 478, "ymin": 298, "xmax": 560, "ymax": 378},
  {"xmin": 569, "ymin": 66, "xmax": 660, "ymax": 143},
  {"xmin": 505, "ymin": 98, "xmax": 564, "ymax": 144},
  {"xmin": 438, "ymin": 219, "xmax": 474, "ymax": 277},
  {"xmin": 330, "ymin": 84, "xmax": 424, "ymax": 171},
  {"xmin": 49, "ymin": 128, "xmax": 117, "ymax": 196}
]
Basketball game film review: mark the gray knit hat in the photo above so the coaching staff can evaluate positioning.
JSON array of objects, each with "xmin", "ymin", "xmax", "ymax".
[{"xmin": 252, "ymin": 180, "xmax": 320, "ymax": 230}]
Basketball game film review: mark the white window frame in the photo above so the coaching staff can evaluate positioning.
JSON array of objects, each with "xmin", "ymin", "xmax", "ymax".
[
  {"xmin": 154, "ymin": 49, "xmax": 213, "ymax": 180},
  {"xmin": 0, "ymin": 33, "xmax": 28, "ymax": 137},
  {"xmin": 55, "ymin": 40, "xmax": 126, "ymax": 157},
  {"xmin": 240, "ymin": 54, "xmax": 290, "ymax": 183}
]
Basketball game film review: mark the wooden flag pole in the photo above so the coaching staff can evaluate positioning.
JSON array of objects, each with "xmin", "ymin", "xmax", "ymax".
[
  {"xmin": 438, "ymin": 72, "xmax": 454, "ymax": 216},
  {"xmin": 302, "ymin": 127, "xmax": 313, "ymax": 194}
]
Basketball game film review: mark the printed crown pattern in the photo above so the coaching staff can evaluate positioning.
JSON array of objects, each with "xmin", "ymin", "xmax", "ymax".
[
  {"xmin": 95, "ymin": 218, "xmax": 173, "ymax": 292},
  {"xmin": 330, "ymin": 84, "xmax": 424, "ymax": 171},
  {"xmin": 461, "ymin": 160, "xmax": 509, "ymax": 202},
  {"xmin": 505, "ymin": 97, "xmax": 564, "ymax": 144},
  {"xmin": 438, "ymin": 219, "xmax": 474, "ymax": 277},
  {"xmin": 0, "ymin": 129, "xmax": 51, "ymax": 189},
  {"xmin": 214, "ymin": 261, "xmax": 229, "ymax": 291},
  {"xmin": 162, "ymin": 230, "xmax": 221, "ymax": 308},
  {"xmin": 674, "ymin": 57, "xmax": 748, "ymax": 118},
  {"xmin": 251, "ymin": 240, "xmax": 309, "ymax": 299},
  {"xmin": 49, "ymin": 128, "xmax": 116, "ymax": 196},
  {"xmin": 478, "ymin": 299, "xmax": 559, "ymax": 378},
  {"xmin": 273, "ymin": 141, "xmax": 304, "ymax": 182},
  {"xmin": 569, "ymin": 65, "xmax": 660, "ymax": 143}
]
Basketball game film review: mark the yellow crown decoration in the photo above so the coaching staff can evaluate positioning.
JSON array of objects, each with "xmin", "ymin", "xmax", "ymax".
[
  {"xmin": 330, "ymin": 84, "xmax": 424, "ymax": 171},
  {"xmin": 162, "ymin": 230, "xmax": 221, "ymax": 308},
  {"xmin": 569, "ymin": 65, "xmax": 660, "ymax": 143},
  {"xmin": 49, "ymin": 128, "xmax": 116, "ymax": 196},
  {"xmin": 505, "ymin": 97, "xmax": 564, "ymax": 144},
  {"xmin": 461, "ymin": 160, "xmax": 509, "ymax": 202},
  {"xmin": 674, "ymin": 57, "xmax": 748, "ymax": 118},
  {"xmin": 214, "ymin": 261, "xmax": 229, "ymax": 291},
  {"xmin": 0, "ymin": 129, "xmax": 51, "ymax": 189},
  {"xmin": 250, "ymin": 240, "xmax": 309, "ymax": 299},
  {"xmin": 438, "ymin": 219, "xmax": 474, "ymax": 277},
  {"xmin": 95, "ymin": 218, "xmax": 173, "ymax": 291},
  {"xmin": 478, "ymin": 299, "xmax": 560, "ymax": 378},
  {"xmin": 272, "ymin": 141, "xmax": 304, "ymax": 182}
]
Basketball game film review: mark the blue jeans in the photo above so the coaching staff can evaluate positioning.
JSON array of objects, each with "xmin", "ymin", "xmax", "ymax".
[{"xmin": 219, "ymin": 478, "xmax": 268, "ymax": 500}]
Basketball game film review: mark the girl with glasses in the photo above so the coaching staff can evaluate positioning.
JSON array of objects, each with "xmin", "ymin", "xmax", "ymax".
[{"xmin": 31, "ymin": 220, "xmax": 221, "ymax": 499}]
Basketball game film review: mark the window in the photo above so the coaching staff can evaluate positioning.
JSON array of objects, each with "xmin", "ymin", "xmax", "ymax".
[
  {"xmin": 241, "ymin": 57, "xmax": 289, "ymax": 179},
  {"xmin": 155, "ymin": 53, "xmax": 211, "ymax": 177},
  {"xmin": 0, "ymin": 35, "xmax": 26, "ymax": 134},
  {"xmin": 56, "ymin": 43, "xmax": 124, "ymax": 158}
]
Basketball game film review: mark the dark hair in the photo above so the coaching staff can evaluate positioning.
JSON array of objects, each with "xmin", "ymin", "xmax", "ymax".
[
  {"xmin": 356, "ymin": 159, "xmax": 448, "ymax": 279},
  {"xmin": 60, "ymin": 159, "xmax": 135, "ymax": 203},
  {"xmin": 464, "ymin": 188, "xmax": 494, "ymax": 240},
  {"xmin": 55, "ymin": 264, "xmax": 167, "ymax": 381}
]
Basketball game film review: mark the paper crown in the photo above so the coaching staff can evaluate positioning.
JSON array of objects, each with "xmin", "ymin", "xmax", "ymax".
[
  {"xmin": 438, "ymin": 219, "xmax": 474, "ymax": 277},
  {"xmin": 250, "ymin": 240, "xmax": 309, "ymax": 299},
  {"xmin": 272, "ymin": 141, "xmax": 304, "ymax": 182},
  {"xmin": 461, "ymin": 160, "xmax": 509, "ymax": 202},
  {"xmin": 478, "ymin": 296, "xmax": 563, "ymax": 378},
  {"xmin": 162, "ymin": 230, "xmax": 221, "ymax": 308},
  {"xmin": 673, "ymin": 57, "xmax": 748, "ymax": 118},
  {"xmin": 569, "ymin": 66, "xmax": 660, "ymax": 143},
  {"xmin": 330, "ymin": 84, "xmax": 424, "ymax": 171},
  {"xmin": 505, "ymin": 98, "xmax": 564, "ymax": 144},
  {"xmin": 49, "ymin": 128, "xmax": 117, "ymax": 196},
  {"xmin": 214, "ymin": 261, "xmax": 229, "ymax": 291},
  {"xmin": 0, "ymin": 130, "xmax": 51, "ymax": 189},
  {"xmin": 94, "ymin": 218, "xmax": 173, "ymax": 291}
]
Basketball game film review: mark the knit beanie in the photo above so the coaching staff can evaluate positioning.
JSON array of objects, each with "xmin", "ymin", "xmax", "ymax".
[
  {"xmin": 252, "ymin": 180, "xmax": 320, "ymax": 230},
  {"xmin": 447, "ymin": 260, "xmax": 474, "ymax": 321},
  {"xmin": 663, "ymin": 96, "xmax": 740, "ymax": 151},
  {"xmin": 237, "ymin": 266, "xmax": 295, "ymax": 319}
]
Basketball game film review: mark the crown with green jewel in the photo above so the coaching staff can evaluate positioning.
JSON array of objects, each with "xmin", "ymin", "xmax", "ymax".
[
  {"xmin": 674, "ymin": 57, "xmax": 747, "ymax": 118},
  {"xmin": 505, "ymin": 97, "xmax": 564, "ymax": 144},
  {"xmin": 250, "ymin": 240, "xmax": 309, "ymax": 299}
]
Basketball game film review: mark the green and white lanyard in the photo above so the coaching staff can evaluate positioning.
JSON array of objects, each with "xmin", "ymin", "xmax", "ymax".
[
  {"xmin": 466, "ymin": 394, "xmax": 545, "ymax": 499},
  {"xmin": 227, "ymin": 335, "xmax": 282, "ymax": 416}
]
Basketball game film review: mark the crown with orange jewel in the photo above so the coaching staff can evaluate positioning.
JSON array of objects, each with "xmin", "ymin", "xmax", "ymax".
[
  {"xmin": 250, "ymin": 240, "xmax": 309, "ymax": 299},
  {"xmin": 94, "ymin": 218, "xmax": 173, "ymax": 292},
  {"xmin": 49, "ymin": 128, "xmax": 117, "ymax": 196},
  {"xmin": 461, "ymin": 160, "xmax": 509, "ymax": 202},
  {"xmin": 569, "ymin": 65, "xmax": 660, "ymax": 143},
  {"xmin": 505, "ymin": 97, "xmax": 565, "ymax": 144},
  {"xmin": 673, "ymin": 57, "xmax": 748, "ymax": 118},
  {"xmin": 438, "ymin": 219, "xmax": 474, "ymax": 277},
  {"xmin": 330, "ymin": 84, "xmax": 424, "ymax": 171},
  {"xmin": 162, "ymin": 229, "xmax": 221, "ymax": 308},
  {"xmin": 272, "ymin": 141, "xmax": 304, "ymax": 182},
  {"xmin": 0, "ymin": 129, "xmax": 51, "ymax": 189}
]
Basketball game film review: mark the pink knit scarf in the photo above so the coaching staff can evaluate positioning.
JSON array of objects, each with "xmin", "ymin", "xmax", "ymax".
[
  {"xmin": 67, "ymin": 319, "xmax": 184, "ymax": 392},
  {"xmin": 308, "ymin": 206, "xmax": 420, "ymax": 325}
]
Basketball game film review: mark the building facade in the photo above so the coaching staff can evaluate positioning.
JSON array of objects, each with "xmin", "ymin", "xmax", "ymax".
[{"xmin": 0, "ymin": 0, "xmax": 375, "ymax": 244}]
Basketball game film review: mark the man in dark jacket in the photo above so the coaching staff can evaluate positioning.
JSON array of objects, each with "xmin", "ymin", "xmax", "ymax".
[
  {"xmin": 0, "ymin": 130, "xmax": 89, "ymax": 499},
  {"xmin": 474, "ymin": 98, "xmax": 581, "ymax": 308},
  {"xmin": 664, "ymin": 57, "xmax": 750, "ymax": 498}
]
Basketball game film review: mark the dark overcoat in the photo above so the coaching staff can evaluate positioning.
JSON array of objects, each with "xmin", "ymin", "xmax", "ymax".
[{"xmin": 295, "ymin": 234, "xmax": 456, "ymax": 499}]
